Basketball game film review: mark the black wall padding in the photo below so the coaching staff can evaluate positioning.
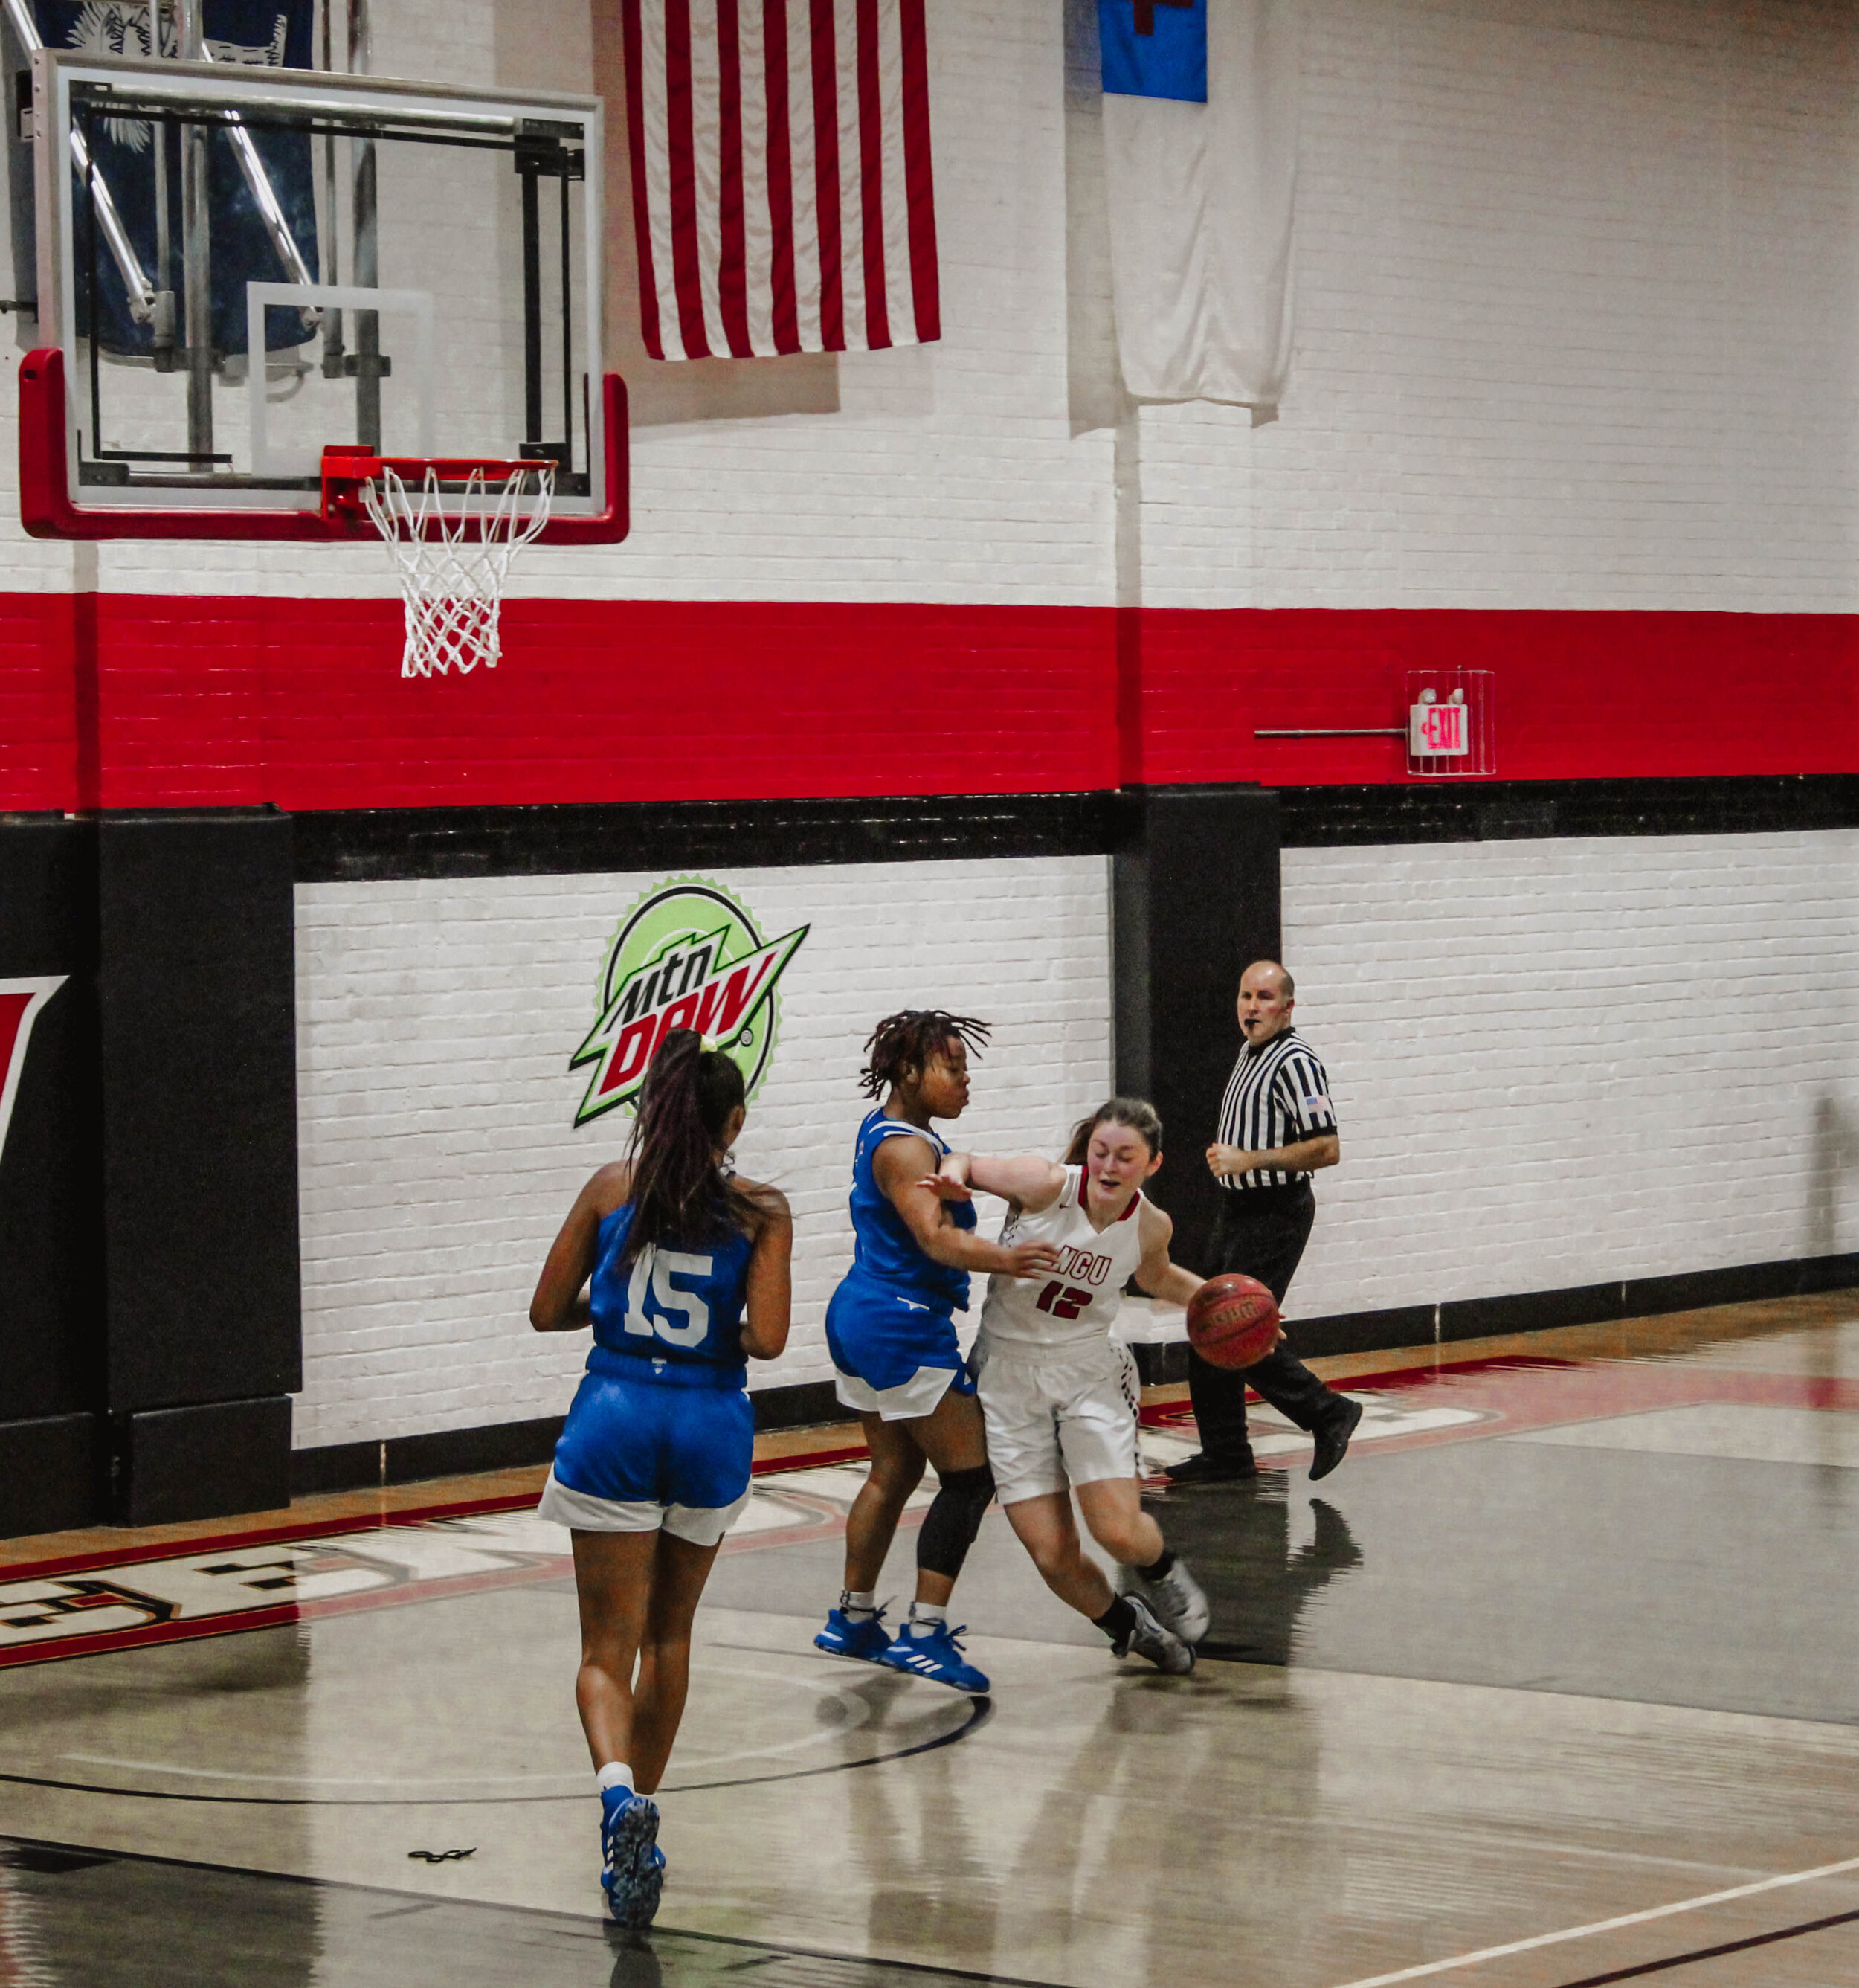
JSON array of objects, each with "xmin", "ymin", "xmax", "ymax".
[
  {"xmin": 98, "ymin": 814, "xmax": 301, "ymax": 1415},
  {"xmin": 0, "ymin": 818, "xmax": 103, "ymax": 1436},
  {"xmin": 117, "ymin": 1396, "xmax": 293, "ymax": 1526},
  {"xmin": 0, "ymin": 1413, "xmax": 101, "ymax": 1536},
  {"xmin": 1113, "ymin": 785, "xmax": 1282, "ymax": 1276}
]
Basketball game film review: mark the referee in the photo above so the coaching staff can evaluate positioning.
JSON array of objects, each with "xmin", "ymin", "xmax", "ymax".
[{"xmin": 1167, "ymin": 959, "xmax": 1363, "ymax": 1485}]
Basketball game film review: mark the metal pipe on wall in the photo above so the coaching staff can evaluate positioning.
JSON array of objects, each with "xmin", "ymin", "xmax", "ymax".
[
  {"xmin": 175, "ymin": 0, "xmax": 213, "ymax": 459},
  {"xmin": 320, "ymin": 0, "xmax": 346, "ymax": 379},
  {"xmin": 347, "ymin": 0, "xmax": 380, "ymax": 450}
]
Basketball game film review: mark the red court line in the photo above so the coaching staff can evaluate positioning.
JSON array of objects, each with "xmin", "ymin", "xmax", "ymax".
[
  {"xmin": 1, "ymin": 1436, "xmax": 869, "ymax": 1589},
  {"xmin": 13, "ymin": 1360, "xmax": 1845, "ymax": 1606},
  {"xmin": 755, "ymin": 1443, "xmax": 869, "ymax": 1473},
  {"xmin": 0, "ymin": 1493, "xmax": 546, "ymax": 1588},
  {"xmin": 1140, "ymin": 1353, "xmax": 1859, "ymax": 1464},
  {"xmin": 0, "ymin": 1498, "xmax": 857, "ymax": 1671}
]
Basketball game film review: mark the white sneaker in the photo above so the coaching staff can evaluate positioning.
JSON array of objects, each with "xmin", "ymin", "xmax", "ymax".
[
  {"xmin": 1139, "ymin": 1555, "xmax": 1210, "ymax": 1645},
  {"xmin": 1115, "ymin": 1593, "xmax": 1194, "ymax": 1675}
]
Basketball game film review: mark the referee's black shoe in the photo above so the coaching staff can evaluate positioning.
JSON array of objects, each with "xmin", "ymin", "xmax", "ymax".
[
  {"xmin": 1164, "ymin": 1452, "xmax": 1259, "ymax": 1486},
  {"xmin": 1309, "ymin": 1397, "xmax": 1363, "ymax": 1482}
]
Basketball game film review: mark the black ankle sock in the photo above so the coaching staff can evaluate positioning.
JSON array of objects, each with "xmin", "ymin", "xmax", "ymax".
[
  {"xmin": 1137, "ymin": 1547, "xmax": 1176, "ymax": 1582},
  {"xmin": 1093, "ymin": 1596, "xmax": 1137, "ymax": 1644}
]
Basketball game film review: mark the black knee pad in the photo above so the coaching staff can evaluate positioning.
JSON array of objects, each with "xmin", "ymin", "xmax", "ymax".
[{"xmin": 915, "ymin": 1464, "xmax": 996, "ymax": 1580}]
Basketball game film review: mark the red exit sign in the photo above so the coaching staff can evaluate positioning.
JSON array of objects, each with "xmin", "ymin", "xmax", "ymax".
[{"xmin": 1409, "ymin": 698, "xmax": 1468, "ymax": 755}]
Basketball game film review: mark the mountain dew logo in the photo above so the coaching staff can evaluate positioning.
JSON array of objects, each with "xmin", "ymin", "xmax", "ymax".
[{"xmin": 572, "ymin": 879, "xmax": 808, "ymax": 1126}]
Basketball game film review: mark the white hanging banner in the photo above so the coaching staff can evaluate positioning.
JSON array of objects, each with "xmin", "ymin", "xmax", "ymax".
[{"xmin": 1100, "ymin": 0, "xmax": 1301, "ymax": 408}]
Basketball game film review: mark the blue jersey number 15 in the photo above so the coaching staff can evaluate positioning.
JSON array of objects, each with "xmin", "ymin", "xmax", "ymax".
[{"xmin": 622, "ymin": 1245, "xmax": 714, "ymax": 1348}]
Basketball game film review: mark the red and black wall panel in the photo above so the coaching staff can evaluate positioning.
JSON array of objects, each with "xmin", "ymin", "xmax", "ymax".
[{"xmin": 0, "ymin": 818, "xmax": 103, "ymax": 1537}]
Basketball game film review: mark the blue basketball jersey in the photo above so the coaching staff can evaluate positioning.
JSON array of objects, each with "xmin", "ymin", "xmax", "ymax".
[
  {"xmin": 588, "ymin": 1203, "xmax": 755, "ymax": 1379},
  {"xmin": 845, "ymin": 1108, "xmax": 976, "ymax": 1313}
]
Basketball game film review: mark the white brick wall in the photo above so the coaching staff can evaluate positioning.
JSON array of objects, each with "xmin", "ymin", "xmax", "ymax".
[
  {"xmin": 1117, "ymin": 0, "xmax": 1859, "ymax": 613},
  {"xmin": 292, "ymin": 856, "xmax": 1112, "ymax": 1448},
  {"xmin": 1279, "ymin": 830, "xmax": 1859, "ymax": 1322},
  {"xmin": 10, "ymin": 1, "xmax": 1855, "ymax": 609}
]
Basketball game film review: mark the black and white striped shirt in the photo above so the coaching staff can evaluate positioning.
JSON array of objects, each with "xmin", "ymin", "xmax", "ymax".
[{"xmin": 1215, "ymin": 1027, "xmax": 1338, "ymax": 1190}]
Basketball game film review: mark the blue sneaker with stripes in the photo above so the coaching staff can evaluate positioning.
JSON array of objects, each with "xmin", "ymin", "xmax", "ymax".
[
  {"xmin": 600, "ymin": 1787, "xmax": 663, "ymax": 1929},
  {"xmin": 815, "ymin": 1604, "xmax": 892, "ymax": 1665},
  {"xmin": 877, "ymin": 1621, "xmax": 990, "ymax": 1694}
]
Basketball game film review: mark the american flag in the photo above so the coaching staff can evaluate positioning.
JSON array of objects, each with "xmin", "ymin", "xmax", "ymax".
[{"xmin": 619, "ymin": 0, "xmax": 940, "ymax": 360}]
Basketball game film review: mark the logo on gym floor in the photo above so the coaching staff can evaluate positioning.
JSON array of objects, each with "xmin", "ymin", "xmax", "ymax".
[{"xmin": 571, "ymin": 879, "xmax": 808, "ymax": 1126}]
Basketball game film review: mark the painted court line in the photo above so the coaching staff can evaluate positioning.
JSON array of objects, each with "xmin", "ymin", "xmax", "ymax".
[{"xmin": 1328, "ymin": 1851, "xmax": 1859, "ymax": 1988}]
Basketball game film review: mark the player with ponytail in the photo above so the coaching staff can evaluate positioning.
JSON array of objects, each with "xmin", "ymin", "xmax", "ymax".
[{"xmin": 531, "ymin": 1029, "xmax": 793, "ymax": 1929}]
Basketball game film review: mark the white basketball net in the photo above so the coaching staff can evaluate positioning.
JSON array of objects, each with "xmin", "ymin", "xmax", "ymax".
[{"xmin": 361, "ymin": 464, "xmax": 555, "ymax": 678}]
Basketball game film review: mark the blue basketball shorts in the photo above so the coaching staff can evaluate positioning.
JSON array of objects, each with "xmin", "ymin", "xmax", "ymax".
[
  {"xmin": 538, "ymin": 1361, "xmax": 753, "ymax": 1547},
  {"xmin": 825, "ymin": 1272, "xmax": 976, "ymax": 1421}
]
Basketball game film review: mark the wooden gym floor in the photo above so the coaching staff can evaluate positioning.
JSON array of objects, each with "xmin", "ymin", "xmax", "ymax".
[{"xmin": 1, "ymin": 1291, "xmax": 1856, "ymax": 1987}]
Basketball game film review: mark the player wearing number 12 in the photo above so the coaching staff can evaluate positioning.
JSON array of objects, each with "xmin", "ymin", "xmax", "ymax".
[
  {"xmin": 531, "ymin": 1030, "xmax": 793, "ymax": 1929},
  {"xmin": 933, "ymin": 1098, "xmax": 1222, "ymax": 1674}
]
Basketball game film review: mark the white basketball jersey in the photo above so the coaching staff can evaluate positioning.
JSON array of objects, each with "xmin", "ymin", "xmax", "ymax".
[{"xmin": 977, "ymin": 1166, "xmax": 1147, "ymax": 1351}]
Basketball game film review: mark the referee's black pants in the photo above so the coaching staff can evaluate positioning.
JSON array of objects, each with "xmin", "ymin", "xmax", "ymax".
[{"xmin": 1187, "ymin": 1180, "xmax": 1344, "ymax": 1467}]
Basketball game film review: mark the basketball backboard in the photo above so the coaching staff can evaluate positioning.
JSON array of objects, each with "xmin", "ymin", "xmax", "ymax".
[{"xmin": 13, "ymin": 39, "xmax": 624, "ymax": 541}]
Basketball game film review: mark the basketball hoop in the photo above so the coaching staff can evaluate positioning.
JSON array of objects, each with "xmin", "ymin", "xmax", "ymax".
[{"xmin": 323, "ymin": 451, "xmax": 555, "ymax": 678}]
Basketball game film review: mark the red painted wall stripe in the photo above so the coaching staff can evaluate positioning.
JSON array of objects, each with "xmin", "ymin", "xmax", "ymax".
[
  {"xmin": 0, "ymin": 599, "xmax": 1851, "ymax": 814},
  {"xmin": 1135, "ymin": 608, "xmax": 1859, "ymax": 788}
]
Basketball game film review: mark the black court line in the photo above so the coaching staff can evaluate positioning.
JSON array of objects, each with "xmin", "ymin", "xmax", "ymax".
[
  {"xmin": 0, "ymin": 1693, "xmax": 989, "ymax": 1806},
  {"xmin": 1549, "ymin": 1904, "xmax": 1859, "ymax": 1986},
  {"xmin": 0, "ymin": 1828, "xmax": 1069, "ymax": 1988}
]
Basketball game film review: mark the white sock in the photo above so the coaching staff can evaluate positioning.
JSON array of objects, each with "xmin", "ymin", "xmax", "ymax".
[
  {"xmin": 840, "ymin": 1589, "xmax": 878, "ymax": 1621},
  {"xmin": 596, "ymin": 1761, "xmax": 634, "ymax": 1797},
  {"xmin": 908, "ymin": 1601, "xmax": 947, "ymax": 1639}
]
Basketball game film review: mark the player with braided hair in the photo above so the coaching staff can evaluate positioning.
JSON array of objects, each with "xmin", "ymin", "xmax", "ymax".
[{"xmin": 814, "ymin": 1009, "xmax": 1060, "ymax": 1693}]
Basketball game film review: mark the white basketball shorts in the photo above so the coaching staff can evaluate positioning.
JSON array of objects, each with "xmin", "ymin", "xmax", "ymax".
[{"xmin": 970, "ymin": 1333, "xmax": 1142, "ymax": 1507}]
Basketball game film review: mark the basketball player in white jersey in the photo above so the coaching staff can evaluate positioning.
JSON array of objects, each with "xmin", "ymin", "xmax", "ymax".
[{"xmin": 929, "ymin": 1098, "xmax": 1222, "ymax": 1674}]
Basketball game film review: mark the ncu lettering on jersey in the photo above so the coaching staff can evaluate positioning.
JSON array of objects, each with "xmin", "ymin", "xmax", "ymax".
[
  {"xmin": 1001, "ymin": 1216, "xmax": 1112, "ymax": 1290},
  {"xmin": 1053, "ymin": 1244, "xmax": 1115, "ymax": 1288}
]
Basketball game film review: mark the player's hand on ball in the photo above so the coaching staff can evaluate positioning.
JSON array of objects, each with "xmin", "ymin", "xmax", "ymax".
[{"xmin": 1000, "ymin": 1240, "xmax": 1061, "ymax": 1278}]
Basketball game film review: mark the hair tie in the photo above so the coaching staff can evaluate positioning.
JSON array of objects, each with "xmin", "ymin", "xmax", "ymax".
[{"xmin": 698, "ymin": 1034, "xmax": 720, "ymax": 1055}]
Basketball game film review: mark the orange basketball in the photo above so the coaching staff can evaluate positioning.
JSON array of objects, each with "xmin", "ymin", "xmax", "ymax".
[{"xmin": 1185, "ymin": 1274, "xmax": 1280, "ymax": 1370}]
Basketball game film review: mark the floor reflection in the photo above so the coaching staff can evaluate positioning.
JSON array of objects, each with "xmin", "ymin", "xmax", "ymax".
[
  {"xmin": 1153, "ymin": 1481, "xmax": 1365, "ymax": 1667},
  {"xmin": 4, "ymin": 1296, "xmax": 1858, "ymax": 1988}
]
